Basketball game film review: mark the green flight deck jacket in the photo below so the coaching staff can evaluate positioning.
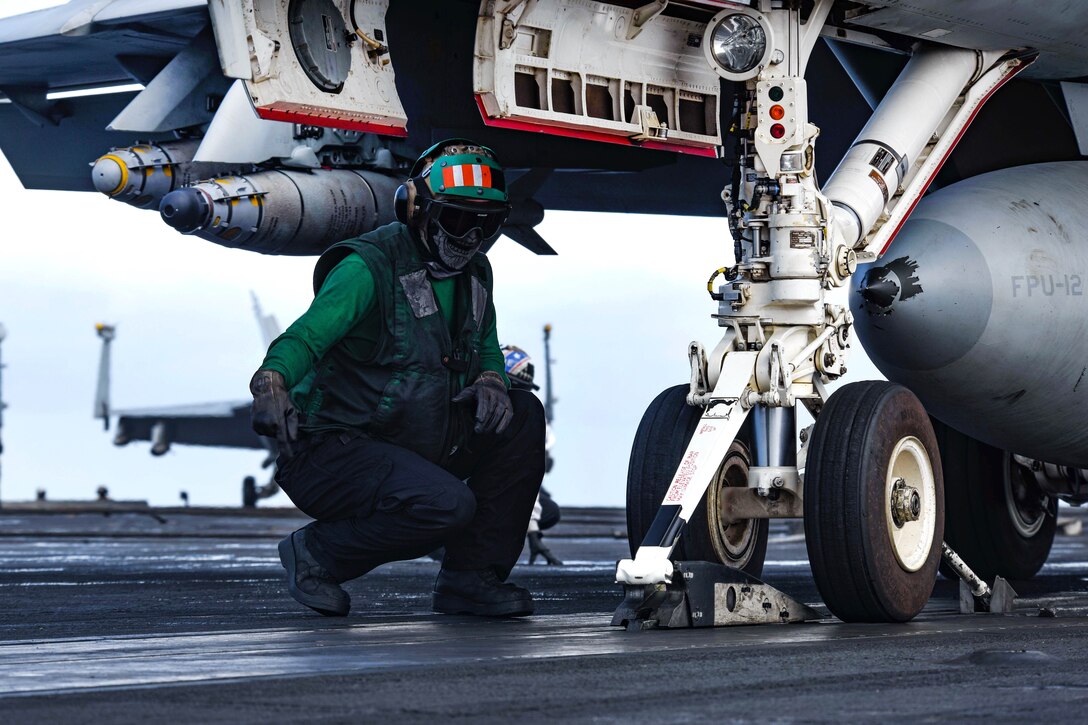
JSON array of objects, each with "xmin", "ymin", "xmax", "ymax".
[{"xmin": 261, "ymin": 222, "xmax": 507, "ymax": 465}]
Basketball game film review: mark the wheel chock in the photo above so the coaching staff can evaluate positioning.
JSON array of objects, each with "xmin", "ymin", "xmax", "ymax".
[
  {"xmin": 611, "ymin": 560, "xmax": 820, "ymax": 631},
  {"xmin": 958, "ymin": 576, "xmax": 1017, "ymax": 614}
]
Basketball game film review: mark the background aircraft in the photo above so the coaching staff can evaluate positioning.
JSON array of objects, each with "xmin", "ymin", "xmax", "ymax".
[{"xmin": 92, "ymin": 294, "xmax": 282, "ymax": 505}]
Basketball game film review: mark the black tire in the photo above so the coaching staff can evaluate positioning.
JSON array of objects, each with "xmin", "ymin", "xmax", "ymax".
[
  {"xmin": 932, "ymin": 417, "xmax": 1056, "ymax": 582},
  {"xmin": 626, "ymin": 384, "xmax": 767, "ymax": 576},
  {"xmin": 805, "ymin": 381, "xmax": 944, "ymax": 623}
]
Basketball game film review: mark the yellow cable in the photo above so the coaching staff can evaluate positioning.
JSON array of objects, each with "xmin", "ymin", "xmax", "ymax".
[
  {"xmin": 706, "ymin": 267, "xmax": 729, "ymax": 298},
  {"xmin": 354, "ymin": 28, "xmax": 385, "ymax": 51}
]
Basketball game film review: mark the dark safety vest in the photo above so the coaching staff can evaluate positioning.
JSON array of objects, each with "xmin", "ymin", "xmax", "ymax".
[{"xmin": 297, "ymin": 222, "xmax": 494, "ymax": 465}]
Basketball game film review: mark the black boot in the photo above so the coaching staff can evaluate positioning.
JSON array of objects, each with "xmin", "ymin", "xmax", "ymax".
[
  {"xmin": 527, "ymin": 531, "xmax": 563, "ymax": 566},
  {"xmin": 277, "ymin": 529, "xmax": 350, "ymax": 617},
  {"xmin": 432, "ymin": 568, "xmax": 534, "ymax": 617}
]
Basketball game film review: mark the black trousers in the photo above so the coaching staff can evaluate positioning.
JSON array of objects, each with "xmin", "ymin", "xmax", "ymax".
[{"xmin": 275, "ymin": 390, "xmax": 546, "ymax": 582}]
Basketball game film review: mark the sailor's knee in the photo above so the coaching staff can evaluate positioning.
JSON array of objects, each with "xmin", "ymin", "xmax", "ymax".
[
  {"xmin": 509, "ymin": 389, "xmax": 546, "ymax": 433},
  {"xmin": 448, "ymin": 485, "xmax": 477, "ymax": 529},
  {"xmin": 425, "ymin": 482, "xmax": 476, "ymax": 532}
]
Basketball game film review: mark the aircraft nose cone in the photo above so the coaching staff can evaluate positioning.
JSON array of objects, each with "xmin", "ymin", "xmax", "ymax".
[
  {"xmin": 850, "ymin": 218, "xmax": 993, "ymax": 372},
  {"xmin": 91, "ymin": 155, "xmax": 125, "ymax": 196},
  {"xmin": 160, "ymin": 188, "xmax": 210, "ymax": 233}
]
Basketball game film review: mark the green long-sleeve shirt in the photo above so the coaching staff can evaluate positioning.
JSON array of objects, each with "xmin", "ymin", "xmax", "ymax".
[{"xmin": 261, "ymin": 255, "xmax": 507, "ymax": 390}]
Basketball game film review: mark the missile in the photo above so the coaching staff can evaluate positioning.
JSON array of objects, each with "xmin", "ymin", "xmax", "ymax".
[
  {"xmin": 91, "ymin": 140, "xmax": 252, "ymax": 209},
  {"xmin": 159, "ymin": 168, "xmax": 401, "ymax": 255},
  {"xmin": 851, "ymin": 161, "xmax": 1088, "ymax": 467}
]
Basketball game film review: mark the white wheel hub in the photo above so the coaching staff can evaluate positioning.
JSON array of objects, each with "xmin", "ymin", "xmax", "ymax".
[{"xmin": 885, "ymin": 436, "xmax": 936, "ymax": 572}]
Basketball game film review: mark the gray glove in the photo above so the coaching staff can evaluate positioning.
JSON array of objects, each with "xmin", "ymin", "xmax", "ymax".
[
  {"xmin": 249, "ymin": 369, "xmax": 298, "ymax": 457},
  {"xmin": 452, "ymin": 370, "xmax": 513, "ymax": 435}
]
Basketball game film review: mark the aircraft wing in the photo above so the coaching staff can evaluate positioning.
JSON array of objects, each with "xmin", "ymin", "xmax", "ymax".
[
  {"xmin": 0, "ymin": 0, "xmax": 209, "ymax": 91},
  {"xmin": 112, "ymin": 399, "xmax": 268, "ymax": 451},
  {"xmin": 0, "ymin": 1, "xmax": 211, "ymax": 191}
]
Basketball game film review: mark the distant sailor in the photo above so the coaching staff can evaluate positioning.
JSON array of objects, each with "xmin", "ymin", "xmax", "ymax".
[
  {"xmin": 501, "ymin": 344, "xmax": 563, "ymax": 566},
  {"xmin": 248, "ymin": 139, "xmax": 545, "ymax": 617}
]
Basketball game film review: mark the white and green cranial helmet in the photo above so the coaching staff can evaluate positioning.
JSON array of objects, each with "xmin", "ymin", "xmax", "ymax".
[{"xmin": 407, "ymin": 139, "xmax": 510, "ymax": 272}]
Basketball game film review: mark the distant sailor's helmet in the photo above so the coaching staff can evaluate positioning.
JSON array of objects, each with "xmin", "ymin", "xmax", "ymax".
[
  {"xmin": 501, "ymin": 344, "xmax": 539, "ymax": 391},
  {"xmin": 394, "ymin": 138, "xmax": 511, "ymax": 272}
]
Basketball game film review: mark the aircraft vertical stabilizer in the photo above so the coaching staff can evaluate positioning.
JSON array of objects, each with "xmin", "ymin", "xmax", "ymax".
[
  {"xmin": 93, "ymin": 323, "xmax": 115, "ymax": 430},
  {"xmin": 251, "ymin": 292, "xmax": 281, "ymax": 349}
]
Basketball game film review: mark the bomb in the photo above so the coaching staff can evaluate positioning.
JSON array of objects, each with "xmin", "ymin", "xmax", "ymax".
[
  {"xmin": 91, "ymin": 140, "xmax": 252, "ymax": 209},
  {"xmin": 158, "ymin": 168, "xmax": 401, "ymax": 255}
]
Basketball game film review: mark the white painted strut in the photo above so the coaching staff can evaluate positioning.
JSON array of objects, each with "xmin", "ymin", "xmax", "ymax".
[
  {"xmin": 858, "ymin": 53, "xmax": 1030, "ymax": 257},
  {"xmin": 616, "ymin": 352, "xmax": 756, "ymax": 586},
  {"xmin": 823, "ymin": 45, "xmax": 986, "ymax": 248}
]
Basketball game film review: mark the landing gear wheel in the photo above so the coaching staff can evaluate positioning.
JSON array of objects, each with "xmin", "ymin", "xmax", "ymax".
[
  {"xmin": 626, "ymin": 384, "xmax": 767, "ymax": 576},
  {"xmin": 804, "ymin": 381, "xmax": 944, "ymax": 623},
  {"xmin": 932, "ymin": 418, "xmax": 1056, "ymax": 581}
]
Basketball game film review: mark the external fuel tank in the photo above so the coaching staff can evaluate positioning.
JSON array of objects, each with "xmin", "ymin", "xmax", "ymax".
[{"xmin": 851, "ymin": 161, "xmax": 1088, "ymax": 467}]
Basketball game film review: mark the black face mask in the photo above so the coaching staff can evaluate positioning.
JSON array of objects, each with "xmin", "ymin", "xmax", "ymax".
[
  {"xmin": 418, "ymin": 196, "xmax": 509, "ymax": 272},
  {"xmin": 428, "ymin": 219, "xmax": 485, "ymax": 271}
]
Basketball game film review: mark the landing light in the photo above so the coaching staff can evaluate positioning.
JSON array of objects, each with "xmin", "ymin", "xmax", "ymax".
[
  {"xmin": 703, "ymin": 9, "xmax": 773, "ymax": 81},
  {"xmin": 780, "ymin": 152, "xmax": 803, "ymax": 172}
]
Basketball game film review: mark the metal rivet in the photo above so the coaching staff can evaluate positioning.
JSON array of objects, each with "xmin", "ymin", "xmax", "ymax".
[
  {"xmin": 439, "ymin": 186, "xmax": 446, "ymax": 191},
  {"xmin": 477, "ymin": 188, "xmax": 484, "ymax": 195}
]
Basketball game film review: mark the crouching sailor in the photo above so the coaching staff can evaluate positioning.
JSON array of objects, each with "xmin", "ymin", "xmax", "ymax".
[{"xmin": 249, "ymin": 139, "xmax": 545, "ymax": 617}]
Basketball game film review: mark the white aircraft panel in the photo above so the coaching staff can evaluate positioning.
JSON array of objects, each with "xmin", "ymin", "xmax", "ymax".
[{"xmin": 207, "ymin": 0, "xmax": 407, "ymax": 136}]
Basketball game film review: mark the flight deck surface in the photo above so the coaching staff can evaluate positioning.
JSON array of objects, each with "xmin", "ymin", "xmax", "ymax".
[{"xmin": 2, "ymin": 507, "xmax": 1088, "ymax": 722}]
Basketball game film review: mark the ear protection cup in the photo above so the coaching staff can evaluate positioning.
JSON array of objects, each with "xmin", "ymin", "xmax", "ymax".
[{"xmin": 394, "ymin": 178, "xmax": 417, "ymax": 224}]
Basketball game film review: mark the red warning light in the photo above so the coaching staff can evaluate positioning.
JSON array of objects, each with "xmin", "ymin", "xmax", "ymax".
[
  {"xmin": 769, "ymin": 105, "xmax": 785, "ymax": 120},
  {"xmin": 770, "ymin": 123, "xmax": 786, "ymax": 139}
]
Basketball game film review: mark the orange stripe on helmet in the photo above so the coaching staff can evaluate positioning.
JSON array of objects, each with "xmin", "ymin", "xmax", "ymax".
[{"xmin": 439, "ymin": 162, "xmax": 496, "ymax": 190}]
